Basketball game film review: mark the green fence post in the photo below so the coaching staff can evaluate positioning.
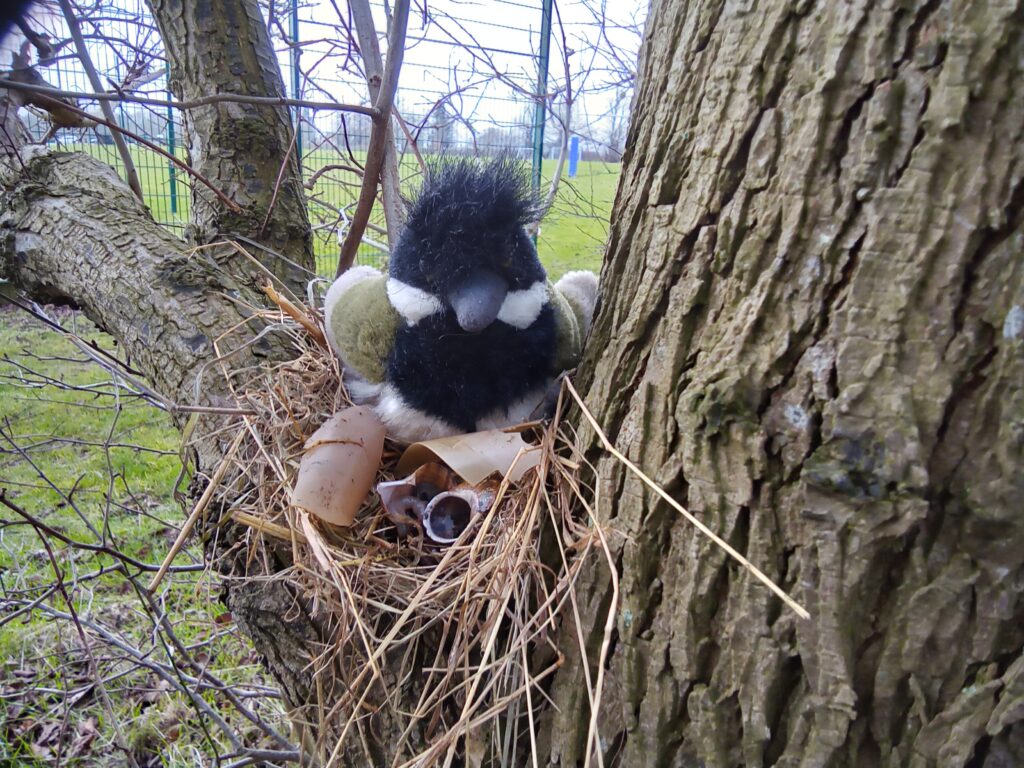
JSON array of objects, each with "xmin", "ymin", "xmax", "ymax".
[
  {"xmin": 291, "ymin": 0, "xmax": 303, "ymax": 166},
  {"xmin": 531, "ymin": 0, "xmax": 554, "ymax": 216},
  {"xmin": 166, "ymin": 65, "xmax": 177, "ymax": 216}
]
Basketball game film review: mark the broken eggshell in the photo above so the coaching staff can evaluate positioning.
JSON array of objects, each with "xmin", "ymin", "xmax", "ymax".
[
  {"xmin": 292, "ymin": 406, "xmax": 386, "ymax": 526},
  {"xmin": 421, "ymin": 483, "xmax": 498, "ymax": 544},
  {"xmin": 376, "ymin": 463, "xmax": 498, "ymax": 543},
  {"xmin": 376, "ymin": 462, "xmax": 457, "ymax": 536}
]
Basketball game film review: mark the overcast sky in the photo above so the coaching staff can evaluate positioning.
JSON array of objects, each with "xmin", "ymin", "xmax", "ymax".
[{"xmin": 292, "ymin": 0, "xmax": 646, "ymax": 143}]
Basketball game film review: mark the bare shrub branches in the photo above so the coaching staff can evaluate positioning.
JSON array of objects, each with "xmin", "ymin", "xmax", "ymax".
[
  {"xmin": 336, "ymin": 0, "xmax": 410, "ymax": 276},
  {"xmin": 0, "ymin": 308, "xmax": 294, "ymax": 765}
]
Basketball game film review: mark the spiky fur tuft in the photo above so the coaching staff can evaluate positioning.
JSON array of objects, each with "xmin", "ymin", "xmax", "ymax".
[
  {"xmin": 406, "ymin": 153, "xmax": 539, "ymax": 238},
  {"xmin": 389, "ymin": 154, "xmax": 546, "ymax": 295}
]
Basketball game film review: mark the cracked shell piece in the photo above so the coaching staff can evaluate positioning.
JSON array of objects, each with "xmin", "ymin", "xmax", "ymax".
[{"xmin": 292, "ymin": 406, "xmax": 386, "ymax": 526}]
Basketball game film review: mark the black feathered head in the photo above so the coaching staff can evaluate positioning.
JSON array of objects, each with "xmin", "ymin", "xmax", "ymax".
[{"xmin": 388, "ymin": 154, "xmax": 547, "ymax": 332}]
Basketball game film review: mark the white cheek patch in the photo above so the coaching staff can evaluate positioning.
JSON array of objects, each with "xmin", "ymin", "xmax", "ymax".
[
  {"xmin": 497, "ymin": 280, "xmax": 549, "ymax": 329},
  {"xmin": 387, "ymin": 277, "xmax": 549, "ymax": 329},
  {"xmin": 387, "ymin": 278, "xmax": 444, "ymax": 326}
]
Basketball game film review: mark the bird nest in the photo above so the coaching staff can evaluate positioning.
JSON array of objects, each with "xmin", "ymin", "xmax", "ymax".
[{"xmin": 194, "ymin": 284, "xmax": 605, "ymax": 766}]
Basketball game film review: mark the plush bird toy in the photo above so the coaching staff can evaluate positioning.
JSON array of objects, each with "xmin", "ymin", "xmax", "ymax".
[{"xmin": 323, "ymin": 155, "xmax": 598, "ymax": 443}]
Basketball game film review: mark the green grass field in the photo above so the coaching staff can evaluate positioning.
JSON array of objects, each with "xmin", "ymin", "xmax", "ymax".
[
  {"xmin": 0, "ymin": 145, "xmax": 618, "ymax": 764},
  {"xmin": 0, "ymin": 312, "xmax": 284, "ymax": 765}
]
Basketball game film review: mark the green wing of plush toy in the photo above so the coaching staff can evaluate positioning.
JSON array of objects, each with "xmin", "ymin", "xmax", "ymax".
[
  {"xmin": 548, "ymin": 271, "xmax": 598, "ymax": 374},
  {"xmin": 323, "ymin": 266, "xmax": 399, "ymax": 385}
]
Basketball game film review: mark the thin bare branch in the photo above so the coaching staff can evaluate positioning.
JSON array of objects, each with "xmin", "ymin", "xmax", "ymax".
[
  {"xmin": 346, "ymin": 0, "xmax": 407, "ymax": 248},
  {"xmin": 5, "ymin": 93, "xmax": 244, "ymax": 213},
  {"xmin": 336, "ymin": 0, "xmax": 411, "ymax": 276},
  {"xmin": 304, "ymin": 162, "xmax": 365, "ymax": 189},
  {"xmin": 0, "ymin": 77, "xmax": 379, "ymax": 116},
  {"xmin": 147, "ymin": 429, "xmax": 245, "ymax": 592}
]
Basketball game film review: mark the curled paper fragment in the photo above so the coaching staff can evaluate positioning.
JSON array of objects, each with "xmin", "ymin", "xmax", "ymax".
[
  {"xmin": 395, "ymin": 428, "xmax": 540, "ymax": 485},
  {"xmin": 292, "ymin": 406, "xmax": 386, "ymax": 527}
]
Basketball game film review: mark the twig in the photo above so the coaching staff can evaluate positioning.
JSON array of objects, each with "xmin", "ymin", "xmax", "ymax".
[
  {"xmin": 231, "ymin": 509, "xmax": 308, "ymax": 544},
  {"xmin": 0, "ymin": 78, "xmax": 378, "ymax": 116},
  {"xmin": 5, "ymin": 294, "xmax": 144, "ymax": 377},
  {"xmin": 336, "ymin": 0, "xmax": 411, "ymax": 276},
  {"xmin": 0, "ymin": 493, "xmax": 203, "ymax": 575},
  {"xmin": 148, "ymin": 429, "xmax": 245, "ymax": 591},
  {"xmin": 304, "ymin": 162, "xmax": 364, "ymax": 189},
  {"xmin": 392, "ymin": 107, "xmax": 427, "ymax": 175},
  {"xmin": 582, "ymin": 485, "xmax": 616, "ymax": 768},
  {"xmin": 349, "ymin": 0, "xmax": 407, "ymax": 245},
  {"xmin": 21, "ymin": 601, "xmax": 245, "ymax": 753},
  {"xmin": 131, "ymin": 585, "xmax": 296, "ymax": 751},
  {"xmin": 2, "ymin": 492, "xmax": 138, "ymax": 766},
  {"xmin": 9, "ymin": 94, "xmax": 243, "ymax": 213},
  {"xmin": 260, "ymin": 126, "xmax": 299, "ymax": 236},
  {"xmin": 263, "ymin": 282, "xmax": 327, "ymax": 347},
  {"xmin": 564, "ymin": 378, "xmax": 811, "ymax": 620}
]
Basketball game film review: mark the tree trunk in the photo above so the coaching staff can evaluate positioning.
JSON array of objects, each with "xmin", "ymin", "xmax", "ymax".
[
  {"xmin": 542, "ymin": 1, "xmax": 1024, "ymax": 766},
  {"xmin": 0, "ymin": 148, "xmax": 267, "ymax": 411},
  {"xmin": 150, "ymin": 0, "xmax": 314, "ymax": 292}
]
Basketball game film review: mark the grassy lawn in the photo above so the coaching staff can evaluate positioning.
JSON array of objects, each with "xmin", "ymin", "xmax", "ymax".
[
  {"xmin": 0, "ymin": 144, "xmax": 617, "ymax": 764},
  {"xmin": 537, "ymin": 162, "xmax": 617, "ymax": 278},
  {"xmin": 0, "ymin": 311, "xmax": 284, "ymax": 765}
]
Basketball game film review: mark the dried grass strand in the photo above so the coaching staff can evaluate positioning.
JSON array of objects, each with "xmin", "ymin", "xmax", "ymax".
[
  {"xmin": 189, "ymin": 294, "xmax": 619, "ymax": 765},
  {"xmin": 148, "ymin": 429, "xmax": 245, "ymax": 591}
]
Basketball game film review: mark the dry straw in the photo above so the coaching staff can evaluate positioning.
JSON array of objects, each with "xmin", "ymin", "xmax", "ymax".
[
  {"xmin": 167, "ymin": 275, "xmax": 807, "ymax": 766},
  {"xmin": 171, "ymin": 284, "xmax": 608, "ymax": 767}
]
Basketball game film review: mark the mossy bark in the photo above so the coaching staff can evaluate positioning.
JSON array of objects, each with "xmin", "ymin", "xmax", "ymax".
[
  {"xmin": 543, "ymin": 1, "xmax": 1024, "ymax": 766},
  {"xmin": 0, "ymin": 149, "xmax": 268, "ymax": 413},
  {"xmin": 149, "ymin": 0, "xmax": 313, "ymax": 293}
]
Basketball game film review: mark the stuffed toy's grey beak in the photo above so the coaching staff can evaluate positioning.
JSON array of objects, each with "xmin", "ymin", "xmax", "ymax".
[{"xmin": 448, "ymin": 270, "xmax": 509, "ymax": 332}]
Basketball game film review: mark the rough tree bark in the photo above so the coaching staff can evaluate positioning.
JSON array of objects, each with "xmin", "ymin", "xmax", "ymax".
[
  {"xmin": 149, "ymin": 0, "xmax": 314, "ymax": 292},
  {"xmin": 0, "ymin": 148, "xmax": 283, "ymax": 446},
  {"xmin": 3, "ymin": 0, "xmax": 1022, "ymax": 765},
  {"xmin": 543, "ymin": 1, "xmax": 1024, "ymax": 766},
  {"xmin": 4, "ymin": 0, "xmax": 326, "ymax": 745}
]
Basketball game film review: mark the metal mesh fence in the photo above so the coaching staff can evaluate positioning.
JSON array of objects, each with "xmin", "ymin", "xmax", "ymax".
[
  {"xmin": 294, "ymin": 1, "xmax": 548, "ymax": 273},
  {"xmin": 17, "ymin": 0, "xmax": 558, "ymax": 276},
  {"xmin": 19, "ymin": 2, "xmax": 189, "ymax": 234}
]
